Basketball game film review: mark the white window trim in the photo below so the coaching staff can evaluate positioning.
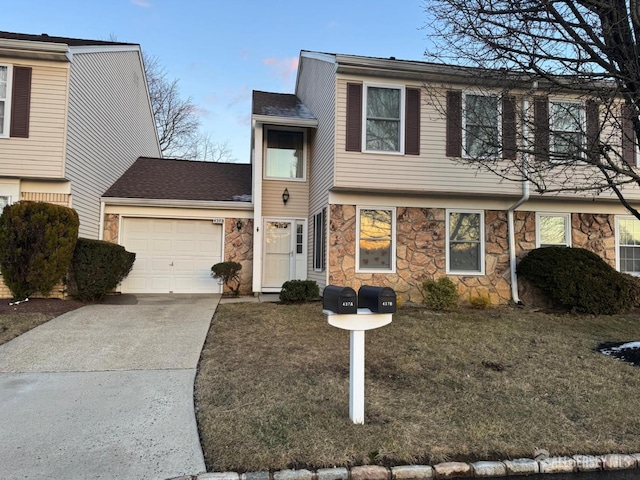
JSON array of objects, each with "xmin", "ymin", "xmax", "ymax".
[
  {"xmin": 0, "ymin": 64, "xmax": 13, "ymax": 139},
  {"xmin": 549, "ymin": 99, "xmax": 585, "ymax": 160},
  {"xmin": 355, "ymin": 206, "xmax": 397, "ymax": 274},
  {"xmin": 462, "ymin": 91, "xmax": 502, "ymax": 159},
  {"xmin": 535, "ymin": 212, "xmax": 572, "ymax": 248},
  {"xmin": 446, "ymin": 209, "xmax": 485, "ymax": 275},
  {"xmin": 615, "ymin": 215, "xmax": 640, "ymax": 276},
  {"xmin": 263, "ymin": 125, "xmax": 307, "ymax": 181},
  {"xmin": 313, "ymin": 209, "xmax": 325, "ymax": 272},
  {"xmin": 362, "ymin": 83, "xmax": 405, "ymax": 155}
]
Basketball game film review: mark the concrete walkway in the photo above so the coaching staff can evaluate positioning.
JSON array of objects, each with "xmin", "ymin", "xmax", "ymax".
[{"xmin": 0, "ymin": 294, "xmax": 220, "ymax": 480}]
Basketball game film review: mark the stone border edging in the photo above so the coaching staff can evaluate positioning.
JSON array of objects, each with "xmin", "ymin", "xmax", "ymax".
[{"xmin": 168, "ymin": 452, "xmax": 640, "ymax": 480}]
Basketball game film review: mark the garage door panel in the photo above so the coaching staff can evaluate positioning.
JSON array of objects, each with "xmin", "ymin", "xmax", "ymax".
[{"xmin": 120, "ymin": 218, "xmax": 223, "ymax": 294}]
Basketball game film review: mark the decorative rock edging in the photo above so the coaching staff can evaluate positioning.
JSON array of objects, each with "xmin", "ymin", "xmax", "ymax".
[{"xmin": 167, "ymin": 453, "xmax": 640, "ymax": 480}]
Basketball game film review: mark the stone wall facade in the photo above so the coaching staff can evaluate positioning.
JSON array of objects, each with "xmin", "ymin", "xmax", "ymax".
[
  {"xmin": 223, "ymin": 218, "xmax": 254, "ymax": 296},
  {"xmin": 329, "ymin": 205, "xmax": 617, "ymax": 305}
]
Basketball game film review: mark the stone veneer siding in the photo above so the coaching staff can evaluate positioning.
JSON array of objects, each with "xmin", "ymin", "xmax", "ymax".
[
  {"xmin": 102, "ymin": 214, "xmax": 253, "ymax": 295},
  {"xmin": 329, "ymin": 205, "xmax": 616, "ymax": 305}
]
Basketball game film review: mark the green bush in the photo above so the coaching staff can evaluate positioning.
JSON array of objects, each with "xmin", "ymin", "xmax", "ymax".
[
  {"xmin": 518, "ymin": 246, "xmax": 640, "ymax": 314},
  {"xmin": 211, "ymin": 261, "xmax": 242, "ymax": 296},
  {"xmin": 280, "ymin": 280, "xmax": 320, "ymax": 302},
  {"xmin": 70, "ymin": 238, "xmax": 135, "ymax": 301},
  {"xmin": 0, "ymin": 201, "xmax": 79, "ymax": 299},
  {"xmin": 420, "ymin": 277, "xmax": 459, "ymax": 310},
  {"xmin": 469, "ymin": 293, "xmax": 492, "ymax": 309}
]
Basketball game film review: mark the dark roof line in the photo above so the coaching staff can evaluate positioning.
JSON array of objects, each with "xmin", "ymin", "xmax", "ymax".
[{"xmin": 0, "ymin": 31, "xmax": 137, "ymax": 47}]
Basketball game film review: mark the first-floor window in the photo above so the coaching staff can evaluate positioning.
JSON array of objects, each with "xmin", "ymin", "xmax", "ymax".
[
  {"xmin": 446, "ymin": 209, "xmax": 484, "ymax": 274},
  {"xmin": 313, "ymin": 209, "xmax": 326, "ymax": 271},
  {"xmin": 617, "ymin": 217, "xmax": 640, "ymax": 275},
  {"xmin": 357, "ymin": 207, "xmax": 395, "ymax": 272},
  {"xmin": 537, "ymin": 213, "xmax": 571, "ymax": 247},
  {"xmin": 0, "ymin": 196, "xmax": 9, "ymax": 210}
]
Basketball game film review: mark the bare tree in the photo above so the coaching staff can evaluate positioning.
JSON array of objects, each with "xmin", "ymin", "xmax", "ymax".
[
  {"xmin": 180, "ymin": 135, "xmax": 238, "ymax": 163},
  {"xmin": 423, "ymin": 0, "xmax": 640, "ymax": 219}
]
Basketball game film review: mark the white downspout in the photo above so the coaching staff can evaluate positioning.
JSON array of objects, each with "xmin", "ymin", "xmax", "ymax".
[
  {"xmin": 507, "ymin": 92, "xmax": 533, "ymax": 304},
  {"xmin": 98, "ymin": 200, "xmax": 105, "ymax": 241}
]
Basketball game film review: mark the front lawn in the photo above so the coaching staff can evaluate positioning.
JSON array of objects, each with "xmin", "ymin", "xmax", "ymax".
[{"xmin": 195, "ymin": 302, "xmax": 640, "ymax": 472}]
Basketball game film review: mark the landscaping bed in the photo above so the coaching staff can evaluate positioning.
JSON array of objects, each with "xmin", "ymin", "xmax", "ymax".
[{"xmin": 195, "ymin": 302, "xmax": 640, "ymax": 472}]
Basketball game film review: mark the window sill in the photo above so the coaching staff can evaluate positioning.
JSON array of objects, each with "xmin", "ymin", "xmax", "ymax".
[
  {"xmin": 356, "ymin": 268, "xmax": 396, "ymax": 274},
  {"xmin": 263, "ymin": 176, "xmax": 307, "ymax": 182},
  {"xmin": 446, "ymin": 269, "xmax": 484, "ymax": 276}
]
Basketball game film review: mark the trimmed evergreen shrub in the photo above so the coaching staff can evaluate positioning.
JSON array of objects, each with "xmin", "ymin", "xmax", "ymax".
[
  {"xmin": 280, "ymin": 280, "xmax": 320, "ymax": 302},
  {"xmin": 0, "ymin": 201, "xmax": 79, "ymax": 299},
  {"xmin": 517, "ymin": 246, "xmax": 640, "ymax": 314},
  {"xmin": 70, "ymin": 238, "xmax": 136, "ymax": 301},
  {"xmin": 211, "ymin": 261, "xmax": 242, "ymax": 296},
  {"xmin": 420, "ymin": 277, "xmax": 459, "ymax": 310}
]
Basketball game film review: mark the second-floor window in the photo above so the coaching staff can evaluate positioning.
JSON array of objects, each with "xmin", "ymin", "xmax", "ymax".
[
  {"xmin": 264, "ymin": 128, "xmax": 305, "ymax": 180},
  {"xmin": 550, "ymin": 101, "xmax": 584, "ymax": 159},
  {"xmin": 0, "ymin": 65, "xmax": 10, "ymax": 137},
  {"xmin": 364, "ymin": 85, "xmax": 403, "ymax": 152},
  {"xmin": 464, "ymin": 94, "xmax": 500, "ymax": 158}
]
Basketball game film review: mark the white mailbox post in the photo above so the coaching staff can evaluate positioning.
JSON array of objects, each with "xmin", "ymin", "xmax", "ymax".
[{"xmin": 323, "ymin": 309, "xmax": 392, "ymax": 424}]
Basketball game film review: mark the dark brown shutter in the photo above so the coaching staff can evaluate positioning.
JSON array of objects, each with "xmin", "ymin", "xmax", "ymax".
[
  {"xmin": 622, "ymin": 104, "xmax": 637, "ymax": 167},
  {"xmin": 533, "ymin": 96, "xmax": 549, "ymax": 162},
  {"xmin": 405, "ymin": 87, "xmax": 420, "ymax": 155},
  {"xmin": 346, "ymin": 83, "xmax": 362, "ymax": 152},
  {"xmin": 586, "ymin": 100, "xmax": 600, "ymax": 164},
  {"xmin": 10, "ymin": 66, "xmax": 32, "ymax": 138},
  {"xmin": 446, "ymin": 90, "xmax": 462, "ymax": 157},
  {"xmin": 502, "ymin": 96, "xmax": 516, "ymax": 160}
]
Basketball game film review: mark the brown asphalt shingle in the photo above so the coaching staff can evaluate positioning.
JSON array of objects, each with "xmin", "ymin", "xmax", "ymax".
[{"xmin": 103, "ymin": 157, "xmax": 252, "ymax": 203}]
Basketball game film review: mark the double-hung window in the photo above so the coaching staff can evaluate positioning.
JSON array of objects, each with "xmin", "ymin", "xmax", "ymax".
[
  {"xmin": 536, "ymin": 213, "xmax": 571, "ymax": 247},
  {"xmin": 617, "ymin": 217, "xmax": 640, "ymax": 275},
  {"xmin": 0, "ymin": 65, "xmax": 11, "ymax": 137},
  {"xmin": 0, "ymin": 196, "xmax": 10, "ymax": 210},
  {"xmin": 357, "ymin": 207, "xmax": 395, "ymax": 272},
  {"xmin": 364, "ymin": 85, "xmax": 404, "ymax": 153},
  {"xmin": 446, "ymin": 210, "xmax": 484, "ymax": 274},
  {"xmin": 264, "ymin": 128, "xmax": 305, "ymax": 180},
  {"xmin": 550, "ymin": 101, "xmax": 584, "ymax": 159},
  {"xmin": 464, "ymin": 94, "xmax": 500, "ymax": 158},
  {"xmin": 313, "ymin": 209, "xmax": 326, "ymax": 271}
]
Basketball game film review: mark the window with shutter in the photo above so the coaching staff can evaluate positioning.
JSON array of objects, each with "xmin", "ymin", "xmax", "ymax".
[
  {"xmin": 0, "ymin": 64, "xmax": 32, "ymax": 139},
  {"xmin": 0, "ymin": 64, "xmax": 11, "ymax": 137}
]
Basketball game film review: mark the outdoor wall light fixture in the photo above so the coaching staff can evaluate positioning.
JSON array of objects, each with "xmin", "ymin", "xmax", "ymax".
[
  {"xmin": 236, "ymin": 220, "xmax": 243, "ymax": 232},
  {"xmin": 282, "ymin": 188, "xmax": 290, "ymax": 205}
]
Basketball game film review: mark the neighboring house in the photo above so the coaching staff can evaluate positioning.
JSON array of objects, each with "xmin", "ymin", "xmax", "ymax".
[
  {"xmin": 0, "ymin": 31, "xmax": 160, "ymax": 297},
  {"xmin": 102, "ymin": 157, "xmax": 253, "ymax": 295},
  {"xmin": 251, "ymin": 51, "xmax": 640, "ymax": 304}
]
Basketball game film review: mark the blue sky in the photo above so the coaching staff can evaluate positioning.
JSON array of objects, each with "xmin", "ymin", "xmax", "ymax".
[{"xmin": 4, "ymin": 0, "xmax": 431, "ymax": 162}]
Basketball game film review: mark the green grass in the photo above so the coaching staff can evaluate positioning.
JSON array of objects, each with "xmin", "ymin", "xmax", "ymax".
[{"xmin": 195, "ymin": 302, "xmax": 640, "ymax": 472}]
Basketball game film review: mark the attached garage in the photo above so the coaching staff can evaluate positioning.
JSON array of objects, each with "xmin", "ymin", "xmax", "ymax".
[{"xmin": 120, "ymin": 217, "xmax": 223, "ymax": 294}]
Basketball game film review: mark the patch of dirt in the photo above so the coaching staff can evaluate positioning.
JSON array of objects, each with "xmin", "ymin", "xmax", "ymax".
[{"xmin": 0, "ymin": 297, "xmax": 89, "ymax": 316}]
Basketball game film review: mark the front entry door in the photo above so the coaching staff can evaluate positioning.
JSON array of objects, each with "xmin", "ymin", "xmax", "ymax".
[{"xmin": 264, "ymin": 221, "xmax": 293, "ymax": 288}]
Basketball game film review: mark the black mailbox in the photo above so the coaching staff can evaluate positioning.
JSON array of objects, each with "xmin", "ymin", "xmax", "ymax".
[
  {"xmin": 358, "ymin": 285, "xmax": 397, "ymax": 313},
  {"xmin": 323, "ymin": 285, "xmax": 358, "ymax": 314}
]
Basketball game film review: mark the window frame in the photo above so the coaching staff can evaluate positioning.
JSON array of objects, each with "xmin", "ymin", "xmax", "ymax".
[
  {"xmin": 313, "ymin": 209, "xmax": 326, "ymax": 272},
  {"xmin": 362, "ymin": 83, "xmax": 405, "ymax": 155},
  {"xmin": 355, "ymin": 206, "xmax": 396, "ymax": 273},
  {"xmin": 462, "ymin": 91, "xmax": 502, "ymax": 159},
  {"xmin": 0, "ymin": 64, "xmax": 13, "ymax": 139},
  {"xmin": 549, "ymin": 99, "xmax": 585, "ymax": 160},
  {"xmin": 536, "ymin": 212, "xmax": 572, "ymax": 248},
  {"xmin": 615, "ymin": 216, "xmax": 640, "ymax": 276},
  {"xmin": 263, "ymin": 125, "xmax": 307, "ymax": 181},
  {"xmin": 446, "ymin": 209, "xmax": 485, "ymax": 275}
]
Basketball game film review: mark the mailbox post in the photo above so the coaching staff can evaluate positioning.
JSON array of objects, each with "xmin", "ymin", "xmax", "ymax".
[{"xmin": 323, "ymin": 285, "xmax": 396, "ymax": 424}]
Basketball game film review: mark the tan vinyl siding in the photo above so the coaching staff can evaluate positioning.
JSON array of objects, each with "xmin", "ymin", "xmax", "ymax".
[
  {"xmin": 0, "ymin": 59, "xmax": 68, "ymax": 178},
  {"xmin": 21, "ymin": 191, "xmax": 70, "ymax": 206},
  {"xmin": 262, "ymin": 179, "xmax": 308, "ymax": 217},
  {"xmin": 296, "ymin": 56, "xmax": 336, "ymax": 288},
  {"xmin": 65, "ymin": 49, "xmax": 160, "ymax": 239},
  {"xmin": 335, "ymin": 76, "xmax": 522, "ymax": 196}
]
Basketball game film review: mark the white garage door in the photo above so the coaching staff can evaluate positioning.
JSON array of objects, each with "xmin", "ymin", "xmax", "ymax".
[{"xmin": 120, "ymin": 218, "xmax": 223, "ymax": 294}]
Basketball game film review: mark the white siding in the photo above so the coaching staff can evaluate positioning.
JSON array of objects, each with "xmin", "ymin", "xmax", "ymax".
[
  {"xmin": 296, "ymin": 56, "xmax": 336, "ymax": 289},
  {"xmin": 65, "ymin": 49, "xmax": 160, "ymax": 239}
]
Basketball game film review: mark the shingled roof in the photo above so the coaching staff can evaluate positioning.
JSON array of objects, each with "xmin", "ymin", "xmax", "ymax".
[
  {"xmin": 0, "ymin": 31, "xmax": 136, "ymax": 47},
  {"xmin": 103, "ymin": 157, "xmax": 252, "ymax": 203},
  {"xmin": 252, "ymin": 91, "xmax": 316, "ymax": 121}
]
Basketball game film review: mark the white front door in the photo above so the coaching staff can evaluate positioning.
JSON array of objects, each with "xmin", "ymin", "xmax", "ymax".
[{"xmin": 263, "ymin": 221, "xmax": 293, "ymax": 289}]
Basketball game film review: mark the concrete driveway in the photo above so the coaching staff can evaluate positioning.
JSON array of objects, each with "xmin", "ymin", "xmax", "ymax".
[{"xmin": 0, "ymin": 294, "xmax": 219, "ymax": 480}]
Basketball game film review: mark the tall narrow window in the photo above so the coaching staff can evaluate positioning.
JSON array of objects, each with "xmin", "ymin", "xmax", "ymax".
[
  {"xmin": 617, "ymin": 217, "xmax": 640, "ymax": 275},
  {"xmin": 447, "ymin": 210, "xmax": 484, "ymax": 274},
  {"xmin": 537, "ymin": 213, "xmax": 571, "ymax": 247},
  {"xmin": 364, "ymin": 86, "xmax": 403, "ymax": 152},
  {"xmin": 0, "ymin": 65, "xmax": 9, "ymax": 137},
  {"xmin": 357, "ymin": 207, "xmax": 395, "ymax": 272},
  {"xmin": 550, "ymin": 101, "xmax": 584, "ymax": 159},
  {"xmin": 313, "ymin": 209, "xmax": 326, "ymax": 271},
  {"xmin": 464, "ymin": 94, "xmax": 499, "ymax": 157},
  {"xmin": 265, "ymin": 129, "xmax": 304, "ymax": 179}
]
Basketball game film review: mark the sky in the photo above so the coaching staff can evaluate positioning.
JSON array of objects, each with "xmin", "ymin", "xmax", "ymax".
[{"xmin": 4, "ymin": 1, "xmax": 433, "ymax": 163}]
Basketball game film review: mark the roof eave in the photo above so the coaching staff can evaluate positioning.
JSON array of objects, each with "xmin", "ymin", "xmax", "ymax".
[
  {"xmin": 101, "ymin": 197, "xmax": 254, "ymax": 210},
  {"xmin": 0, "ymin": 38, "xmax": 70, "ymax": 62},
  {"xmin": 252, "ymin": 114, "xmax": 318, "ymax": 128}
]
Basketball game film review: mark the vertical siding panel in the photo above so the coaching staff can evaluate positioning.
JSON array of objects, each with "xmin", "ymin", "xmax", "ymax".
[{"xmin": 65, "ymin": 49, "xmax": 160, "ymax": 239}]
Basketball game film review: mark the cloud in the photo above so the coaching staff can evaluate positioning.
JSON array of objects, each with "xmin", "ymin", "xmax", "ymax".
[
  {"xmin": 262, "ymin": 57, "xmax": 299, "ymax": 83},
  {"xmin": 131, "ymin": 0, "xmax": 151, "ymax": 6}
]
